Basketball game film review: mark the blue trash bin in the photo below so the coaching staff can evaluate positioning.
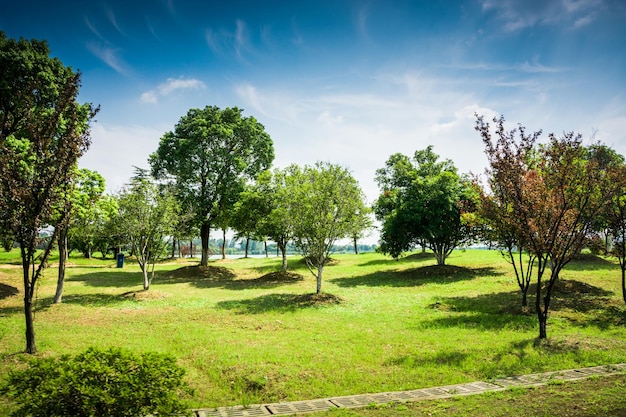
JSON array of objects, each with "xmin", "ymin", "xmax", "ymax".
[{"xmin": 116, "ymin": 253, "xmax": 125, "ymax": 268}]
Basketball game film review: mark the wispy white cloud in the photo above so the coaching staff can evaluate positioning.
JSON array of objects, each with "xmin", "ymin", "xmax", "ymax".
[
  {"xmin": 104, "ymin": 6, "xmax": 124, "ymax": 35},
  {"xmin": 291, "ymin": 18, "xmax": 304, "ymax": 46},
  {"xmin": 204, "ymin": 19, "xmax": 254, "ymax": 61},
  {"xmin": 356, "ymin": 4, "xmax": 371, "ymax": 39},
  {"xmin": 481, "ymin": 0, "xmax": 603, "ymax": 31},
  {"xmin": 444, "ymin": 59, "xmax": 566, "ymax": 74},
  {"xmin": 234, "ymin": 19, "xmax": 250, "ymax": 59},
  {"xmin": 84, "ymin": 16, "xmax": 105, "ymax": 41},
  {"xmin": 519, "ymin": 59, "xmax": 565, "ymax": 73},
  {"xmin": 86, "ymin": 41, "xmax": 129, "ymax": 75},
  {"xmin": 140, "ymin": 77, "xmax": 207, "ymax": 104}
]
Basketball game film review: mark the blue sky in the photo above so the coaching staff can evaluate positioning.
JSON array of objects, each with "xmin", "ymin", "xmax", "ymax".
[{"xmin": 2, "ymin": 0, "xmax": 626, "ymax": 206}]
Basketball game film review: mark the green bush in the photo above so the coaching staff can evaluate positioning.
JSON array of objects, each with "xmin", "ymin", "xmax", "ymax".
[{"xmin": 0, "ymin": 347, "xmax": 192, "ymax": 417}]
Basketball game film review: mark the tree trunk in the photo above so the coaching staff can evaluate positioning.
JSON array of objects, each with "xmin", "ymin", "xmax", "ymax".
[
  {"xmin": 142, "ymin": 263, "xmax": 150, "ymax": 290},
  {"xmin": 521, "ymin": 289, "xmax": 528, "ymax": 308},
  {"xmin": 171, "ymin": 237, "xmax": 176, "ymax": 258},
  {"xmin": 244, "ymin": 237, "xmax": 249, "ymax": 258},
  {"xmin": 22, "ymin": 255, "xmax": 36, "ymax": 354},
  {"xmin": 434, "ymin": 250, "xmax": 446, "ymax": 266},
  {"xmin": 353, "ymin": 237, "xmax": 358, "ymax": 255},
  {"xmin": 316, "ymin": 264, "xmax": 324, "ymax": 294},
  {"xmin": 622, "ymin": 266, "xmax": 626, "ymax": 304},
  {"xmin": 54, "ymin": 227, "xmax": 68, "ymax": 304},
  {"xmin": 279, "ymin": 239, "xmax": 288, "ymax": 272},
  {"xmin": 200, "ymin": 223, "xmax": 210, "ymax": 266},
  {"xmin": 538, "ymin": 313, "xmax": 547, "ymax": 339},
  {"xmin": 264, "ymin": 241, "xmax": 268, "ymax": 258},
  {"xmin": 221, "ymin": 228, "xmax": 226, "ymax": 260}
]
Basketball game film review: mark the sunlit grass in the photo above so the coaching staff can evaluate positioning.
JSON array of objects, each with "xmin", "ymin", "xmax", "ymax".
[{"xmin": 1, "ymin": 249, "xmax": 626, "ymax": 412}]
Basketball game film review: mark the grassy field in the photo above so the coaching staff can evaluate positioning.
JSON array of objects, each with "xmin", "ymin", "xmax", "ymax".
[{"xmin": 1, "ymin": 248, "xmax": 625, "ymax": 414}]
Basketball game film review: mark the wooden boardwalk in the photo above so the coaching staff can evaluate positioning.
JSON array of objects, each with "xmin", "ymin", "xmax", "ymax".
[{"xmin": 193, "ymin": 363, "xmax": 626, "ymax": 416}]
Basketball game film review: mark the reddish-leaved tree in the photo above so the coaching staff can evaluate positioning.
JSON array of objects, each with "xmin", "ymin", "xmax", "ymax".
[{"xmin": 476, "ymin": 115, "xmax": 616, "ymax": 339}]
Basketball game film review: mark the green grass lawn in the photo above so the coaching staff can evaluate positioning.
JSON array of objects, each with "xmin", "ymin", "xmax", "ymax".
[{"xmin": 1, "ymin": 249, "xmax": 625, "ymax": 414}]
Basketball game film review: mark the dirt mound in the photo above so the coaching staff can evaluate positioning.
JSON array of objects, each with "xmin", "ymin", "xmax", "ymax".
[
  {"xmin": 163, "ymin": 265, "xmax": 235, "ymax": 281},
  {"xmin": 554, "ymin": 279, "xmax": 613, "ymax": 296},
  {"xmin": 254, "ymin": 271, "xmax": 304, "ymax": 284},
  {"xmin": 120, "ymin": 290, "xmax": 170, "ymax": 300},
  {"xmin": 297, "ymin": 256, "xmax": 339, "ymax": 267},
  {"xmin": 415, "ymin": 264, "xmax": 474, "ymax": 278},
  {"xmin": 290, "ymin": 292, "xmax": 344, "ymax": 307}
]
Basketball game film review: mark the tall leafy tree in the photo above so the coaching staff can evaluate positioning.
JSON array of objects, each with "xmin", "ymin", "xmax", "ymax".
[
  {"xmin": 480, "ymin": 191, "xmax": 537, "ymax": 307},
  {"xmin": 477, "ymin": 115, "xmax": 617, "ymax": 339},
  {"xmin": 475, "ymin": 121, "xmax": 541, "ymax": 308},
  {"xmin": 347, "ymin": 205, "xmax": 374, "ymax": 255},
  {"xmin": 0, "ymin": 33, "xmax": 98, "ymax": 353},
  {"xmin": 599, "ymin": 153, "xmax": 626, "ymax": 304},
  {"xmin": 64, "ymin": 169, "xmax": 106, "ymax": 260},
  {"xmin": 373, "ymin": 146, "xmax": 476, "ymax": 265},
  {"xmin": 230, "ymin": 180, "xmax": 272, "ymax": 258},
  {"xmin": 55, "ymin": 168, "xmax": 105, "ymax": 303},
  {"xmin": 117, "ymin": 168, "xmax": 178, "ymax": 290},
  {"xmin": 287, "ymin": 162, "xmax": 366, "ymax": 294},
  {"xmin": 89, "ymin": 194, "xmax": 120, "ymax": 259},
  {"xmin": 150, "ymin": 106, "xmax": 274, "ymax": 266},
  {"xmin": 253, "ymin": 168, "xmax": 296, "ymax": 271}
]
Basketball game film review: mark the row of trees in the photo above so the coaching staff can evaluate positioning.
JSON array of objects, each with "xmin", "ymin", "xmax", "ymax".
[
  {"xmin": 3, "ymin": 31, "xmax": 626, "ymax": 351},
  {"xmin": 0, "ymin": 31, "xmax": 372, "ymax": 354},
  {"xmin": 371, "ymin": 117, "xmax": 626, "ymax": 340}
]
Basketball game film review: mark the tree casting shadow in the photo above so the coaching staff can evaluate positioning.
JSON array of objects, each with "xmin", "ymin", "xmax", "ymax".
[
  {"xmin": 424, "ymin": 278, "xmax": 618, "ymax": 331},
  {"xmin": 330, "ymin": 265, "xmax": 503, "ymax": 288},
  {"xmin": 216, "ymin": 292, "xmax": 344, "ymax": 314}
]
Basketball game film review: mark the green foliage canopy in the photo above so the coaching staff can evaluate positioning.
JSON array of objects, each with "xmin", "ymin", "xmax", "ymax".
[
  {"xmin": 117, "ymin": 168, "xmax": 178, "ymax": 290},
  {"xmin": 374, "ymin": 146, "xmax": 477, "ymax": 265},
  {"xmin": 150, "ymin": 106, "xmax": 274, "ymax": 266},
  {"xmin": 0, "ymin": 32, "xmax": 98, "ymax": 353},
  {"xmin": 286, "ymin": 162, "xmax": 367, "ymax": 293}
]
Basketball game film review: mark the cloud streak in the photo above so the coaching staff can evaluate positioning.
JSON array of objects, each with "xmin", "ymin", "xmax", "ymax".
[
  {"xmin": 140, "ymin": 77, "xmax": 206, "ymax": 104},
  {"xmin": 86, "ymin": 41, "xmax": 129, "ymax": 75},
  {"xmin": 481, "ymin": 0, "xmax": 604, "ymax": 31}
]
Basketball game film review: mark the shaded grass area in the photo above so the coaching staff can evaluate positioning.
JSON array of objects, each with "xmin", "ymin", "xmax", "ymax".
[
  {"xmin": 1, "ymin": 249, "xmax": 626, "ymax": 413},
  {"xmin": 217, "ymin": 292, "xmax": 344, "ymax": 314}
]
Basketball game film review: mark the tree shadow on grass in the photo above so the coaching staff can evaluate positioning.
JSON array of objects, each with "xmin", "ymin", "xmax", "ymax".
[
  {"xmin": 0, "ymin": 305, "xmax": 23, "ymax": 316},
  {"xmin": 330, "ymin": 265, "xmax": 503, "ymax": 288},
  {"xmin": 424, "ymin": 278, "xmax": 618, "ymax": 331},
  {"xmin": 67, "ymin": 270, "xmax": 144, "ymax": 288},
  {"xmin": 216, "ymin": 292, "xmax": 344, "ymax": 314},
  {"xmin": 358, "ymin": 252, "xmax": 434, "ymax": 267},
  {"xmin": 36, "ymin": 293, "xmax": 129, "ymax": 309},
  {"xmin": 158, "ymin": 266, "xmax": 304, "ymax": 290},
  {"xmin": 0, "ymin": 282, "xmax": 19, "ymax": 300},
  {"xmin": 565, "ymin": 254, "xmax": 618, "ymax": 271},
  {"xmin": 384, "ymin": 337, "xmax": 603, "ymax": 380}
]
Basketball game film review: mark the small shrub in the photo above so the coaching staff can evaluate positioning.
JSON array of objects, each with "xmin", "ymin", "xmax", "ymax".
[{"xmin": 0, "ymin": 347, "xmax": 192, "ymax": 417}]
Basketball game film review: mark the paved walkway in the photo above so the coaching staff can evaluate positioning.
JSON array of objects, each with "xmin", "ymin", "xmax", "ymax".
[{"xmin": 193, "ymin": 363, "xmax": 626, "ymax": 417}]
